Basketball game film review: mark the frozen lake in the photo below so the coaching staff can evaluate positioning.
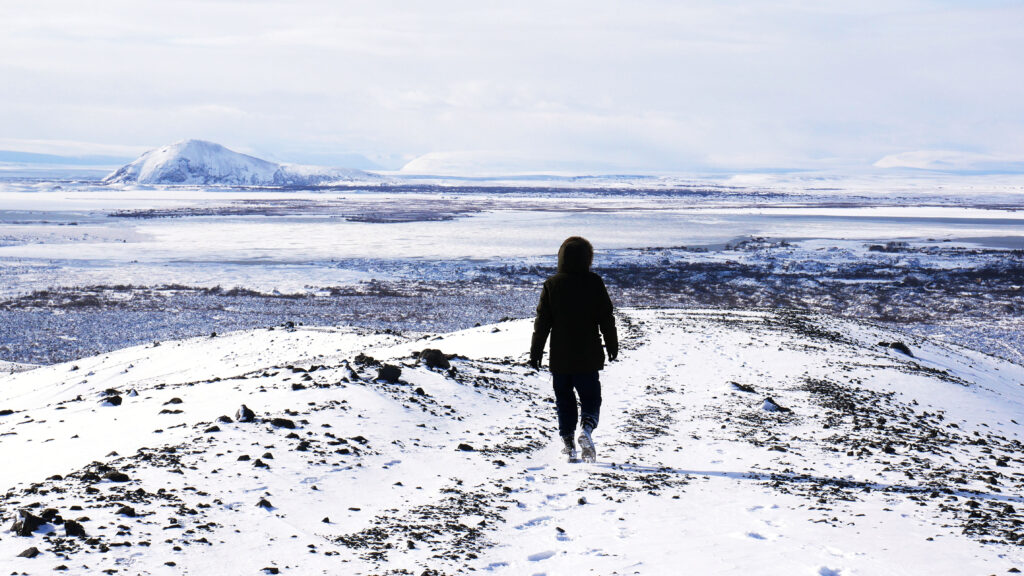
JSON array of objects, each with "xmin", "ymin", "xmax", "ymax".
[{"xmin": 1, "ymin": 182, "xmax": 1023, "ymax": 295}]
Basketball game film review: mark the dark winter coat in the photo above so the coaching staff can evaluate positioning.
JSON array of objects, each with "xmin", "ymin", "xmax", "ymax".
[{"xmin": 530, "ymin": 238, "xmax": 618, "ymax": 374}]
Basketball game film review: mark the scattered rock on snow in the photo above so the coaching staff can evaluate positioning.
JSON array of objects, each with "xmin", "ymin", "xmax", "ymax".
[
  {"xmin": 731, "ymin": 381, "xmax": 756, "ymax": 393},
  {"xmin": 101, "ymin": 395, "xmax": 123, "ymax": 406},
  {"xmin": 64, "ymin": 519, "xmax": 87, "ymax": 537},
  {"xmin": 270, "ymin": 417, "xmax": 296, "ymax": 429},
  {"xmin": 377, "ymin": 364, "xmax": 402, "ymax": 383},
  {"xmin": 457, "ymin": 443, "xmax": 475, "ymax": 451},
  {"xmin": 116, "ymin": 505, "xmax": 137, "ymax": 517},
  {"xmin": 104, "ymin": 471, "xmax": 130, "ymax": 482},
  {"xmin": 17, "ymin": 546, "xmax": 40, "ymax": 558},
  {"xmin": 419, "ymin": 349, "xmax": 451, "ymax": 370},
  {"xmin": 11, "ymin": 510, "xmax": 44, "ymax": 536},
  {"xmin": 762, "ymin": 397, "xmax": 792, "ymax": 413},
  {"xmin": 236, "ymin": 404, "xmax": 256, "ymax": 422},
  {"xmin": 878, "ymin": 341, "xmax": 914, "ymax": 357}
]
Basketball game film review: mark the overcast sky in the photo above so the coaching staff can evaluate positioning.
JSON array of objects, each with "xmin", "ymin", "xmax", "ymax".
[{"xmin": 1, "ymin": 1, "xmax": 1022, "ymax": 173}]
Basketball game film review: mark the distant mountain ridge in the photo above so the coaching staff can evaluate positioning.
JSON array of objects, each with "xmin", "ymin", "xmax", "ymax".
[{"xmin": 103, "ymin": 140, "xmax": 376, "ymax": 186}]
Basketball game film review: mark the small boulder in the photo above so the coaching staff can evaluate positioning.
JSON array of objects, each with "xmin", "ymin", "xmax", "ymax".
[
  {"xmin": 102, "ymin": 395, "xmax": 123, "ymax": 407},
  {"xmin": 731, "ymin": 381, "xmax": 756, "ymax": 393},
  {"xmin": 17, "ymin": 546, "xmax": 40, "ymax": 558},
  {"xmin": 64, "ymin": 519, "xmax": 87, "ymax": 537},
  {"xmin": 11, "ymin": 510, "xmax": 44, "ymax": 536},
  {"xmin": 419, "ymin": 349, "xmax": 451, "ymax": 370},
  {"xmin": 236, "ymin": 404, "xmax": 256, "ymax": 422},
  {"xmin": 762, "ymin": 397, "xmax": 792, "ymax": 413},
  {"xmin": 377, "ymin": 364, "xmax": 401, "ymax": 383},
  {"xmin": 270, "ymin": 418, "xmax": 295, "ymax": 429},
  {"xmin": 116, "ymin": 505, "xmax": 136, "ymax": 517},
  {"xmin": 104, "ymin": 471, "xmax": 130, "ymax": 482},
  {"xmin": 457, "ymin": 443, "xmax": 475, "ymax": 452},
  {"xmin": 878, "ymin": 341, "xmax": 914, "ymax": 357}
]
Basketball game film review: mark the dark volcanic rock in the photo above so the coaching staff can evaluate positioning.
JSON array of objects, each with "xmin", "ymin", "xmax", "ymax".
[
  {"xmin": 256, "ymin": 498, "xmax": 273, "ymax": 509},
  {"xmin": 104, "ymin": 471, "xmax": 130, "ymax": 482},
  {"xmin": 102, "ymin": 395, "xmax": 123, "ymax": 406},
  {"xmin": 377, "ymin": 364, "xmax": 401, "ymax": 383},
  {"xmin": 419, "ymin": 348, "xmax": 451, "ymax": 370},
  {"xmin": 236, "ymin": 404, "xmax": 256, "ymax": 422},
  {"xmin": 17, "ymin": 546, "xmax": 40, "ymax": 558},
  {"xmin": 11, "ymin": 510, "xmax": 44, "ymax": 536},
  {"xmin": 879, "ymin": 341, "xmax": 914, "ymax": 357},
  {"xmin": 64, "ymin": 519, "xmax": 87, "ymax": 537},
  {"xmin": 270, "ymin": 417, "xmax": 295, "ymax": 429},
  {"xmin": 116, "ymin": 505, "xmax": 137, "ymax": 517},
  {"xmin": 457, "ymin": 443, "xmax": 475, "ymax": 452},
  {"xmin": 218, "ymin": 415, "xmax": 233, "ymax": 423},
  {"xmin": 762, "ymin": 397, "xmax": 792, "ymax": 413},
  {"xmin": 731, "ymin": 381, "xmax": 756, "ymax": 393}
]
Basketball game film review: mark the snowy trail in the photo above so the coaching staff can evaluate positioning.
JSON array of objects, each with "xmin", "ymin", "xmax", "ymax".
[{"xmin": 1, "ymin": 309, "xmax": 1022, "ymax": 574}]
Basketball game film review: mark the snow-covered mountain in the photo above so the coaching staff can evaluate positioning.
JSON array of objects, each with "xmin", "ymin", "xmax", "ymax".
[
  {"xmin": 103, "ymin": 140, "xmax": 376, "ymax": 186},
  {"xmin": 1, "ymin": 309, "xmax": 1022, "ymax": 574}
]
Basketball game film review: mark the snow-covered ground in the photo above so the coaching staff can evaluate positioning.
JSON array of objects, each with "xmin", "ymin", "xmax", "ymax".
[{"xmin": 2, "ymin": 308, "xmax": 1022, "ymax": 574}]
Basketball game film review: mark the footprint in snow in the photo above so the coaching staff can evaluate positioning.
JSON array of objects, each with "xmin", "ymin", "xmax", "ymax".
[
  {"xmin": 527, "ymin": 550, "xmax": 556, "ymax": 562},
  {"xmin": 515, "ymin": 515, "xmax": 552, "ymax": 530},
  {"xmin": 818, "ymin": 568, "xmax": 842, "ymax": 576}
]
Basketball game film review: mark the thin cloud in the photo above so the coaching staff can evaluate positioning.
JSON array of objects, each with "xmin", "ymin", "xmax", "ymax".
[{"xmin": 0, "ymin": 1, "xmax": 1021, "ymax": 172}]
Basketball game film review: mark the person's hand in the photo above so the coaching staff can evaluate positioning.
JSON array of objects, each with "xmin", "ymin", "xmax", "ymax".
[
  {"xmin": 607, "ymin": 346, "xmax": 619, "ymax": 362},
  {"xmin": 528, "ymin": 356, "xmax": 542, "ymax": 370}
]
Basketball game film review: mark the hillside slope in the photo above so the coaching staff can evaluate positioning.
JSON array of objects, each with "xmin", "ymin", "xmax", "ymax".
[{"xmin": 1, "ymin": 309, "xmax": 1022, "ymax": 574}]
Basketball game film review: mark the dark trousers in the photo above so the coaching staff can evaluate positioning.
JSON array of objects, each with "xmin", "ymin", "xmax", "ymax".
[{"xmin": 552, "ymin": 372, "xmax": 602, "ymax": 438}]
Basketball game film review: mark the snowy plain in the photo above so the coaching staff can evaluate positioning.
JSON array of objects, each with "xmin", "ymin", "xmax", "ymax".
[{"xmin": 1, "ymin": 309, "xmax": 1022, "ymax": 574}]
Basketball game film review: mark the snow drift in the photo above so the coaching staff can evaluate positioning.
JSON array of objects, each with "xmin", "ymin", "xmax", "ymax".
[
  {"xmin": 102, "ymin": 140, "xmax": 376, "ymax": 186},
  {"xmin": 1, "ymin": 308, "xmax": 1022, "ymax": 574}
]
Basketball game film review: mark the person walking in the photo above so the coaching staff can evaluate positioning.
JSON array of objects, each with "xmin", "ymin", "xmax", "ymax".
[{"xmin": 529, "ymin": 236, "xmax": 618, "ymax": 462}]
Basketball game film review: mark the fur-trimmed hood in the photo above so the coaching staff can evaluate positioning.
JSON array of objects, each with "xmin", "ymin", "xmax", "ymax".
[{"xmin": 557, "ymin": 236, "xmax": 593, "ymax": 274}]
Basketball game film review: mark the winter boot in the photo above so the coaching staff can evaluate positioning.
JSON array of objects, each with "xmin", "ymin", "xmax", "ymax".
[
  {"xmin": 578, "ymin": 423, "xmax": 596, "ymax": 463},
  {"xmin": 561, "ymin": 435, "xmax": 577, "ymax": 460}
]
